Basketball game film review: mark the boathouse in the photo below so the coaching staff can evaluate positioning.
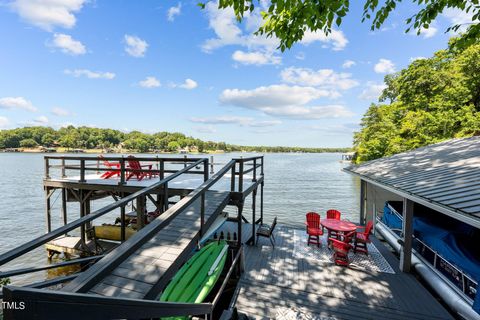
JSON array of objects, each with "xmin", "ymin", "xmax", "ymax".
[{"xmin": 344, "ymin": 136, "xmax": 480, "ymax": 319}]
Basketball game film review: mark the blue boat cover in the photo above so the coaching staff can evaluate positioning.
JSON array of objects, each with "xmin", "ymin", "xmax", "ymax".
[
  {"xmin": 382, "ymin": 202, "xmax": 480, "ymax": 313},
  {"xmin": 382, "ymin": 204, "xmax": 403, "ymax": 230}
]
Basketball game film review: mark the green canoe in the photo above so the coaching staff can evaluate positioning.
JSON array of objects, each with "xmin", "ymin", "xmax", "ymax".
[{"xmin": 159, "ymin": 240, "xmax": 229, "ymax": 320}]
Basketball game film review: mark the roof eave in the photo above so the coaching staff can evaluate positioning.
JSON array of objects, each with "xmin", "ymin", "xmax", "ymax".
[{"xmin": 343, "ymin": 167, "xmax": 480, "ymax": 229}]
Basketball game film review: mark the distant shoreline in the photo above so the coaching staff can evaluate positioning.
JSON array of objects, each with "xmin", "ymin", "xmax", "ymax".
[{"xmin": 0, "ymin": 147, "xmax": 351, "ymax": 154}]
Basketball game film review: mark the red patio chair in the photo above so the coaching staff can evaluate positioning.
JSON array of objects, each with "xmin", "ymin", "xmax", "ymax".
[
  {"xmin": 126, "ymin": 156, "xmax": 155, "ymax": 181},
  {"xmin": 330, "ymin": 238, "xmax": 352, "ymax": 266},
  {"xmin": 99, "ymin": 155, "xmax": 120, "ymax": 179},
  {"xmin": 326, "ymin": 209, "xmax": 341, "ymax": 220},
  {"xmin": 325, "ymin": 209, "xmax": 342, "ymax": 239},
  {"xmin": 354, "ymin": 221, "xmax": 374, "ymax": 255},
  {"xmin": 305, "ymin": 212, "xmax": 323, "ymax": 247}
]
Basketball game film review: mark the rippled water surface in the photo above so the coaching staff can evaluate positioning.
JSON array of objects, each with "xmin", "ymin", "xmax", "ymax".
[{"xmin": 0, "ymin": 152, "xmax": 359, "ymax": 284}]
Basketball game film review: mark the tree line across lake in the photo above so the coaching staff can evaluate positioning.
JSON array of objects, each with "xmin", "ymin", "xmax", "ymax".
[{"xmin": 0, "ymin": 126, "xmax": 349, "ymax": 154}]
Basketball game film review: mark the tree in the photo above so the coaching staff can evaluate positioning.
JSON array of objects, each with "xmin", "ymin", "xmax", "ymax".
[
  {"xmin": 19, "ymin": 138, "xmax": 38, "ymax": 148},
  {"xmin": 353, "ymin": 42, "xmax": 480, "ymax": 162},
  {"xmin": 205, "ymin": 0, "xmax": 480, "ymax": 51},
  {"xmin": 167, "ymin": 141, "xmax": 181, "ymax": 152}
]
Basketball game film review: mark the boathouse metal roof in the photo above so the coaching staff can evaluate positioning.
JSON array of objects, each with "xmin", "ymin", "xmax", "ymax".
[{"xmin": 344, "ymin": 136, "xmax": 480, "ymax": 227}]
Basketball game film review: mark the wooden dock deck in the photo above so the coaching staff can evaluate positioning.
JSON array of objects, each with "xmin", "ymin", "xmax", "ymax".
[
  {"xmin": 63, "ymin": 190, "xmax": 231, "ymax": 299},
  {"xmin": 232, "ymin": 226, "xmax": 453, "ymax": 320}
]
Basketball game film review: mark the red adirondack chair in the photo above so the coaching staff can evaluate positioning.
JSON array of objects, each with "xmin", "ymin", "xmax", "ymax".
[
  {"xmin": 305, "ymin": 212, "xmax": 323, "ymax": 247},
  {"xmin": 325, "ymin": 209, "xmax": 342, "ymax": 239},
  {"xmin": 354, "ymin": 221, "xmax": 374, "ymax": 255},
  {"xmin": 326, "ymin": 209, "xmax": 341, "ymax": 220},
  {"xmin": 126, "ymin": 156, "xmax": 155, "ymax": 181},
  {"xmin": 99, "ymin": 155, "xmax": 120, "ymax": 179},
  {"xmin": 330, "ymin": 238, "xmax": 352, "ymax": 266}
]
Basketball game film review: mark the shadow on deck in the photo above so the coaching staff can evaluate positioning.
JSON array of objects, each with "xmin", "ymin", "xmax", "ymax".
[{"xmin": 232, "ymin": 226, "xmax": 453, "ymax": 320}]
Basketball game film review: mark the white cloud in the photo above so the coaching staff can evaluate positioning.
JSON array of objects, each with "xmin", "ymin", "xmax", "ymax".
[
  {"xmin": 280, "ymin": 67, "xmax": 358, "ymax": 91},
  {"xmin": 359, "ymin": 82, "xmax": 387, "ymax": 101},
  {"xmin": 50, "ymin": 33, "xmax": 86, "ymax": 55},
  {"xmin": 295, "ymin": 52, "xmax": 305, "ymax": 60},
  {"xmin": 139, "ymin": 76, "xmax": 161, "ymax": 88},
  {"xmin": 124, "ymin": 35, "xmax": 148, "ymax": 57},
  {"xmin": 420, "ymin": 25, "xmax": 438, "ymax": 38},
  {"xmin": 190, "ymin": 116, "xmax": 281, "ymax": 127},
  {"xmin": 219, "ymin": 85, "xmax": 353, "ymax": 119},
  {"xmin": 179, "ymin": 79, "xmax": 198, "ymax": 90},
  {"xmin": 0, "ymin": 97, "xmax": 37, "ymax": 112},
  {"xmin": 9, "ymin": 0, "xmax": 86, "ymax": 31},
  {"xmin": 221, "ymin": 85, "xmax": 334, "ymax": 108},
  {"xmin": 374, "ymin": 58, "xmax": 396, "ymax": 74},
  {"xmin": 300, "ymin": 29, "xmax": 348, "ymax": 51},
  {"xmin": 342, "ymin": 60, "xmax": 356, "ymax": 69},
  {"xmin": 201, "ymin": 2, "xmax": 280, "ymax": 65},
  {"xmin": 232, "ymin": 50, "xmax": 281, "ymax": 66},
  {"xmin": 195, "ymin": 126, "xmax": 217, "ymax": 133},
  {"xmin": 443, "ymin": 8, "xmax": 474, "ymax": 32},
  {"xmin": 0, "ymin": 116, "xmax": 10, "ymax": 128},
  {"xmin": 64, "ymin": 69, "xmax": 115, "ymax": 79},
  {"xmin": 51, "ymin": 107, "xmax": 71, "ymax": 116},
  {"xmin": 167, "ymin": 3, "xmax": 181, "ymax": 22},
  {"xmin": 34, "ymin": 115, "xmax": 49, "ymax": 124}
]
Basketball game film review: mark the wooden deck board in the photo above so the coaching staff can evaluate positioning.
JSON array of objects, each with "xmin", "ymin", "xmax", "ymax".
[
  {"xmin": 232, "ymin": 226, "xmax": 454, "ymax": 320},
  {"xmin": 87, "ymin": 190, "xmax": 230, "ymax": 298}
]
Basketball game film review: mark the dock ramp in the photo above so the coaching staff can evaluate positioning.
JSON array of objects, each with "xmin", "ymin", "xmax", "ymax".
[{"xmin": 63, "ymin": 190, "xmax": 230, "ymax": 299}]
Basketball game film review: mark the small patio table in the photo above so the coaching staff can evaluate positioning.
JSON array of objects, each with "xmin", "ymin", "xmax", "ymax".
[{"xmin": 321, "ymin": 219, "xmax": 357, "ymax": 244}]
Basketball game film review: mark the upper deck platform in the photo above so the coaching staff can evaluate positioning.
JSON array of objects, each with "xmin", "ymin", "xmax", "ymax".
[{"xmin": 42, "ymin": 155, "xmax": 258, "ymax": 197}]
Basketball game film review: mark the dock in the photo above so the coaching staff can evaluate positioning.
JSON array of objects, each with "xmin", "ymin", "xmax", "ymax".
[
  {"xmin": 232, "ymin": 226, "xmax": 453, "ymax": 320},
  {"xmin": 0, "ymin": 154, "xmax": 459, "ymax": 319}
]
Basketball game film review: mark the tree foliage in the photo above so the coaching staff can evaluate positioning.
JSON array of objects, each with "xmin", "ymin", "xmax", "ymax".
[
  {"xmin": 204, "ymin": 0, "xmax": 480, "ymax": 51},
  {"xmin": 0, "ymin": 126, "xmax": 350, "ymax": 153},
  {"xmin": 353, "ymin": 42, "xmax": 480, "ymax": 162}
]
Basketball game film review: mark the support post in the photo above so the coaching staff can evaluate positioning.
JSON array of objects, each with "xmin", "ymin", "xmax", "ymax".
[
  {"xmin": 45, "ymin": 188, "xmax": 52, "ymax": 233},
  {"xmin": 61, "ymin": 158, "xmax": 66, "ymax": 178},
  {"xmin": 120, "ymin": 193, "xmax": 126, "ymax": 242},
  {"xmin": 79, "ymin": 190, "xmax": 86, "ymax": 246},
  {"xmin": 79, "ymin": 159, "xmax": 86, "ymax": 183},
  {"xmin": 400, "ymin": 198, "xmax": 414, "ymax": 272},
  {"xmin": 163, "ymin": 183, "xmax": 169, "ymax": 212},
  {"xmin": 252, "ymin": 188, "xmax": 257, "ymax": 245},
  {"xmin": 85, "ymin": 197, "xmax": 91, "ymax": 240},
  {"xmin": 61, "ymin": 188, "xmax": 67, "ymax": 225},
  {"xmin": 359, "ymin": 179, "xmax": 366, "ymax": 225},
  {"xmin": 136, "ymin": 196, "xmax": 146, "ymax": 230},
  {"xmin": 119, "ymin": 157, "xmax": 126, "ymax": 185},
  {"xmin": 260, "ymin": 182, "xmax": 264, "ymax": 225},
  {"xmin": 238, "ymin": 161, "xmax": 244, "ymax": 192},
  {"xmin": 44, "ymin": 158, "xmax": 50, "ymax": 179},
  {"xmin": 200, "ymin": 161, "xmax": 208, "ymax": 236},
  {"xmin": 237, "ymin": 203, "xmax": 244, "ymax": 247},
  {"xmin": 210, "ymin": 156, "xmax": 214, "ymax": 174}
]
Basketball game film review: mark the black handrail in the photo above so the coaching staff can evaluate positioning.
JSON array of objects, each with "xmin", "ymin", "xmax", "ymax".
[
  {"xmin": 0, "ymin": 255, "xmax": 104, "ymax": 279},
  {"xmin": 2, "ymin": 286, "xmax": 213, "ymax": 320},
  {"xmin": 0, "ymin": 158, "xmax": 206, "ymax": 267}
]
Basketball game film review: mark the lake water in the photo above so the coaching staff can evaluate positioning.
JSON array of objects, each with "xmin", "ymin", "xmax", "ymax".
[{"xmin": 0, "ymin": 152, "xmax": 360, "ymax": 284}]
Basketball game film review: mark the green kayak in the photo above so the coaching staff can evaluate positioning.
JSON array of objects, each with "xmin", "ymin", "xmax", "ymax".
[{"xmin": 159, "ymin": 240, "xmax": 229, "ymax": 320}]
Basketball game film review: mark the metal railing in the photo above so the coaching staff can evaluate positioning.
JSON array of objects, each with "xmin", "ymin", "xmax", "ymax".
[{"xmin": 0, "ymin": 158, "xmax": 207, "ymax": 275}]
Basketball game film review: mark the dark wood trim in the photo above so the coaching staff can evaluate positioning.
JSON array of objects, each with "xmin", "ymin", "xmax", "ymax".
[{"xmin": 2, "ymin": 286, "xmax": 212, "ymax": 320}]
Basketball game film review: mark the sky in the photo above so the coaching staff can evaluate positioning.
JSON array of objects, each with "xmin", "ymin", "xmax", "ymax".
[{"xmin": 0, "ymin": 0, "xmax": 473, "ymax": 148}]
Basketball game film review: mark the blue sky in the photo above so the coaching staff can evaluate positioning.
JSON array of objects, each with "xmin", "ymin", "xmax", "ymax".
[{"xmin": 0, "ymin": 0, "xmax": 472, "ymax": 147}]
